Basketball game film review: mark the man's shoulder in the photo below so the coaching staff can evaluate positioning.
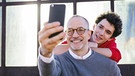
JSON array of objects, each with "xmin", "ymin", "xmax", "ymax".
[
  {"xmin": 91, "ymin": 51, "xmax": 116, "ymax": 64},
  {"xmin": 54, "ymin": 51, "xmax": 70, "ymax": 59}
]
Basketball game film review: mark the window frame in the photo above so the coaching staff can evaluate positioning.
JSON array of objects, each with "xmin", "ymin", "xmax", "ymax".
[{"xmin": 2, "ymin": 0, "xmax": 134, "ymax": 76}]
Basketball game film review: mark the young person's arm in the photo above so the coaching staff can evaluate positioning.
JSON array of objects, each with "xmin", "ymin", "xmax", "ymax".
[
  {"xmin": 91, "ymin": 47, "xmax": 112, "ymax": 57},
  {"xmin": 56, "ymin": 40, "xmax": 121, "ymax": 62},
  {"xmin": 55, "ymin": 42, "xmax": 112, "ymax": 58},
  {"xmin": 91, "ymin": 47, "xmax": 122, "ymax": 62},
  {"xmin": 88, "ymin": 42, "xmax": 112, "ymax": 58},
  {"xmin": 89, "ymin": 39, "xmax": 121, "ymax": 63}
]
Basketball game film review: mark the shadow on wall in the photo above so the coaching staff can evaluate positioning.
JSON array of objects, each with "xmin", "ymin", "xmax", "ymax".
[
  {"xmin": 125, "ymin": 2, "xmax": 135, "ymax": 41},
  {"xmin": 123, "ymin": 2, "xmax": 135, "ymax": 63}
]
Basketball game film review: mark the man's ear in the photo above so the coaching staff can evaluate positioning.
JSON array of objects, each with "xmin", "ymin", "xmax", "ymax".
[
  {"xmin": 88, "ymin": 30, "xmax": 92, "ymax": 41},
  {"xmin": 93, "ymin": 24, "xmax": 96, "ymax": 30},
  {"xmin": 88, "ymin": 30, "xmax": 91, "ymax": 36}
]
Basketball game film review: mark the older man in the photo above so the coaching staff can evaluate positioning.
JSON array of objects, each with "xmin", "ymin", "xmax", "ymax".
[{"xmin": 38, "ymin": 15, "xmax": 121, "ymax": 76}]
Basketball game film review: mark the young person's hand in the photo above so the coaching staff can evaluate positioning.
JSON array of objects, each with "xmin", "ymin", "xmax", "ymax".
[{"xmin": 88, "ymin": 42, "xmax": 98, "ymax": 47}]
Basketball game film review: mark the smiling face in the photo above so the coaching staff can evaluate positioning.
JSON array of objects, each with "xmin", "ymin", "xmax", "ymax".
[
  {"xmin": 91, "ymin": 19, "xmax": 115, "ymax": 46},
  {"xmin": 66, "ymin": 16, "xmax": 90, "ymax": 53}
]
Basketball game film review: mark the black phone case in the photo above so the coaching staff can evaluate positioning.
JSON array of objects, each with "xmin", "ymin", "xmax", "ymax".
[{"xmin": 48, "ymin": 4, "xmax": 66, "ymax": 38}]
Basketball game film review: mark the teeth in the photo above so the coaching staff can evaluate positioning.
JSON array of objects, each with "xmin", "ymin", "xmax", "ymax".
[
  {"xmin": 75, "ymin": 40, "xmax": 80, "ymax": 42},
  {"xmin": 73, "ymin": 40, "xmax": 80, "ymax": 42},
  {"xmin": 71, "ymin": 40, "xmax": 80, "ymax": 43}
]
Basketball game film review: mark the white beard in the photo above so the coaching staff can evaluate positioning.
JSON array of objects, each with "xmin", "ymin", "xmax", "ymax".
[{"xmin": 70, "ymin": 43, "xmax": 83, "ymax": 51}]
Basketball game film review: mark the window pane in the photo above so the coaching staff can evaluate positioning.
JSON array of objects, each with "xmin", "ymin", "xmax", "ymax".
[
  {"xmin": 0, "ymin": 7, "xmax": 2, "ymax": 66},
  {"xmin": 41, "ymin": 3, "xmax": 73, "ymax": 31},
  {"xmin": 115, "ymin": 0, "xmax": 135, "ymax": 64},
  {"xmin": 6, "ymin": 0, "xmax": 36, "ymax": 2},
  {"xmin": 6, "ymin": 5, "xmax": 37, "ymax": 66},
  {"xmin": 77, "ymin": 1, "xmax": 110, "ymax": 30}
]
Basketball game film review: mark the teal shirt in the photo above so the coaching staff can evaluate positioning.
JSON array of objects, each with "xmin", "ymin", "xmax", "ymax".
[{"xmin": 38, "ymin": 50, "xmax": 121, "ymax": 76}]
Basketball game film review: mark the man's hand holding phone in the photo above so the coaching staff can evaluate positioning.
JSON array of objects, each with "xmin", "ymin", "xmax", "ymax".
[
  {"xmin": 48, "ymin": 4, "xmax": 66, "ymax": 38},
  {"xmin": 38, "ymin": 4, "xmax": 66, "ymax": 57},
  {"xmin": 38, "ymin": 22, "xmax": 66, "ymax": 57}
]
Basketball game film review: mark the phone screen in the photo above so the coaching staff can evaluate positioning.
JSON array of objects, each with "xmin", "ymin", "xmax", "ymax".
[{"xmin": 48, "ymin": 4, "xmax": 66, "ymax": 38}]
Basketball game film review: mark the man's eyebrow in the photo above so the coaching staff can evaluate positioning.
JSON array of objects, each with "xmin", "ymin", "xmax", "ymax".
[{"xmin": 99, "ymin": 24, "xmax": 104, "ymax": 27}]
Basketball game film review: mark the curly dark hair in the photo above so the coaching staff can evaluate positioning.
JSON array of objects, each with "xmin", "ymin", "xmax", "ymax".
[{"xmin": 95, "ymin": 12, "xmax": 122, "ymax": 38}]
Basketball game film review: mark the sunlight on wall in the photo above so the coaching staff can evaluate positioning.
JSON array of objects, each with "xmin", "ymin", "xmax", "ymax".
[
  {"xmin": 3, "ymin": 1, "xmax": 135, "ymax": 66},
  {"xmin": 115, "ymin": 0, "xmax": 135, "ymax": 64},
  {"xmin": 6, "ymin": 5, "xmax": 37, "ymax": 66},
  {"xmin": 77, "ymin": 2, "xmax": 110, "ymax": 30},
  {"xmin": 40, "ymin": 3, "xmax": 73, "ymax": 31}
]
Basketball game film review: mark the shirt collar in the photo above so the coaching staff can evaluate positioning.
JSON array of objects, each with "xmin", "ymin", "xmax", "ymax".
[{"xmin": 69, "ymin": 48, "xmax": 92, "ymax": 60}]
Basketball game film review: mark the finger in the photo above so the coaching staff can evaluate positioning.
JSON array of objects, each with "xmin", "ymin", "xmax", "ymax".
[
  {"xmin": 38, "ymin": 23, "xmax": 63, "ymax": 41},
  {"xmin": 49, "ymin": 32, "xmax": 66, "ymax": 44},
  {"xmin": 44, "ymin": 21, "xmax": 61, "ymax": 30},
  {"xmin": 39, "ymin": 31, "xmax": 65, "ymax": 47},
  {"xmin": 41, "ymin": 41, "xmax": 57, "ymax": 54},
  {"xmin": 47, "ymin": 26, "xmax": 64, "ymax": 37},
  {"xmin": 39, "ymin": 32, "xmax": 65, "ymax": 54},
  {"xmin": 39, "ymin": 26, "xmax": 63, "ymax": 40},
  {"xmin": 45, "ymin": 39, "xmax": 59, "ymax": 49},
  {"xmin": 43, "ymin": 22, "xmax": 48, "ymax": 26},
  {"xmin": 39, "ymin": 22, "xmax": 60, "ymax": 34}
]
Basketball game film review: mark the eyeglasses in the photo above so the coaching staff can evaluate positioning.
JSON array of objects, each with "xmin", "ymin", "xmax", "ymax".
[{"xmin": 67, "ymin": 27, "xmax": 88, "ymax": 36}]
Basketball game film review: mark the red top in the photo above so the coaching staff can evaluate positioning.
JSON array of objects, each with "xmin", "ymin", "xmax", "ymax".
[
  {"xmin": 98, "ymin": 38, "xmax": 121, "ymax": 62},
  {"xmin": 62, "ymin": 38, "xmax": 121, "ymax": 62}
]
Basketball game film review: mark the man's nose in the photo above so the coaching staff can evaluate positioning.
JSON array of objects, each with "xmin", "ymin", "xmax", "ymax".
[
  {"xmin": 72, "ymin": 30, "xmax": 79, "ymax": 37},
  {"xmin": 100, "ymin": 30, "xmax": 105, "ymax": 36}
]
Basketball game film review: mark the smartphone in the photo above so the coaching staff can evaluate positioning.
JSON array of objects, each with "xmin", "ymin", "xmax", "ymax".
[{"xmin": 48, "ymin": 4, "xmax": 66, "ymax": 38}]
